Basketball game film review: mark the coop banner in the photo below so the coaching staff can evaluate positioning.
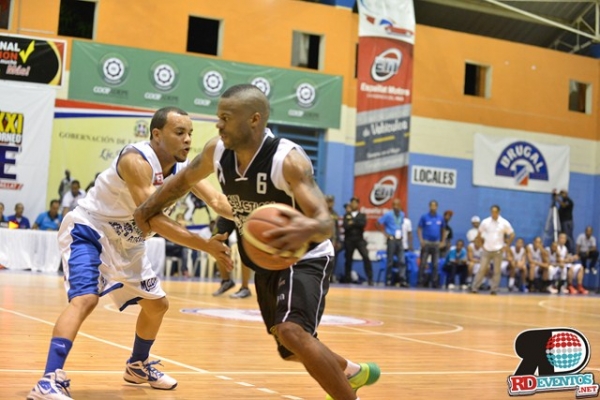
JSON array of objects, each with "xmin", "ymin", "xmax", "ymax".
[
  {"xmin": 69, "ymin": 41, "xmax": 342, "ymax": 129},
  {"xmin": 48, "ymin": 100, "xmax": 217, "ymax": 209},
  {"xmin": 473, "ymin": 133, "xmax": 570, "ymax": 193},
  {"xmin": 0, "ymin": 82, "xmax": 55, "ymax": 219},
  {"xmin": 0, "ymin": 33, "xmax": 66, "ymax": 86}
]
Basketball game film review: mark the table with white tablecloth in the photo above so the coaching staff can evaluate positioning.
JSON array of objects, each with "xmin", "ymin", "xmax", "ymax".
[{"xmin": 0, "ymin": 229, "xmax": 166, "ymax": 276}]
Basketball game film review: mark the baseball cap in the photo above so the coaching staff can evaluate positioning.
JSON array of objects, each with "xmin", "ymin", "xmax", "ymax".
[{"xmin": 471, "ymin": 216, "xmax": 481, "ymax": 223}]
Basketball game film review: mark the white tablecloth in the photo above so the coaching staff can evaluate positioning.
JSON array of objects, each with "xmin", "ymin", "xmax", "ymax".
[{"xmin": 0, "ymin": 229, "xmax": 166, "ymax": 275}]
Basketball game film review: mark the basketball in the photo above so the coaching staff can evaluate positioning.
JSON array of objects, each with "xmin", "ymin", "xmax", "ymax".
[{"xmin": 242, "ymin": 203, "xmax": 309, "ymax": 270}]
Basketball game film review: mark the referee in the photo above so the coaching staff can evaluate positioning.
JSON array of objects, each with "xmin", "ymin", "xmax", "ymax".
[{"xmin": 471, "ymin": 205, "xmax": 515, "ymax": 295}]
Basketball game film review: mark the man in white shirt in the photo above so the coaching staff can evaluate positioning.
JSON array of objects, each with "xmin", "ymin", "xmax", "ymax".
[
  {"xmin": 466, "ymin": 216, "xmax": 480, "ymax": 243},
  {"xmin": 471, "ymin": 205, "xmax": 515, "ymax": 295},
  {"xmin": 61, "ymin": 180, "xmax": 86, "ymax": 217},
  {"xmin": 576, "ymin": 226, "xmax": 598, "ymax": 274}
]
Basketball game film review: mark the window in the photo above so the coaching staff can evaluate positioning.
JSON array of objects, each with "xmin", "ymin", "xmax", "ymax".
[
  {"xmin": 0, "ymin": 0, "xmax": 11, "ymax": 29},
  {"xmin": 187, "ymin": 16, "xmax": 221, "ymax": 56},
  {"xmin": 464, "ymin": 62, "xmax": 491, "ymax": 98},
  {"xmin": 58, "ymin": 0, "xmax": 96, "ymax": 39},
  {"xmin": 291, "ymin": 31, "xmax": 323, "ymax": 70},
  {"xmin": 268, "ymin": 124, "xmax": 325, "ymax": 185},
  {"xmin": 569, "ymin": 80, "xmax": 592, "ymax": 114}
]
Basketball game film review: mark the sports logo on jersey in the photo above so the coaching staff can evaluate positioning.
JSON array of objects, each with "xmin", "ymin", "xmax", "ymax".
[
  {"xmin": 370, "ymin": 175, "xmax": 397, "ymax": 206},
  {"xmin": 153, "ymin": 172, "xmax": 163, "ymax": 185},
  {"xmin": 371, "ymin": 48, "xmax": 402, "ymax": 82},
  {"xmin": 508, "ymin": 328, "xmax": 598, "ymax": 398},
  {"xmin": 141, "ymin": 278, "xmax": 158, "ymax": 292},
  {"xmin": 495, "ymin": 141, "xmax": 549, "ymax": 187}
]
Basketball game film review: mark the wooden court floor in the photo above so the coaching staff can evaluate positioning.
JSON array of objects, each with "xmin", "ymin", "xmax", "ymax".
[{"xmin": 1, "ymin": 271, "xmax": 599, "ymax": 400}]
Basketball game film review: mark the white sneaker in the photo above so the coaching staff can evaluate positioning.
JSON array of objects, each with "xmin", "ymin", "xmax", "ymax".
[
  {"xmin": 123, "ymin": 358, "xmax": 177, "ymax": 390},
  {"xmin": 547, "ymin": 286, "xmax": 558, "ymax": 294},
  {"xmin": 447, "ymin": 283, "xmax": 455, "ymax": 290},
  {"xmin": 460, "ymin": 284, "xmax": 468, "ymax": 291},
  {"xmin": 27, "ymin": 369, "xmax": 72, "ymax": 400}
]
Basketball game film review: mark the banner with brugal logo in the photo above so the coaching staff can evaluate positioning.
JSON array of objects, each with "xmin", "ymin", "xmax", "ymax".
[
  {"xmin": 473, "ymin": 133, "xmax": 569, "ymax": 193},
  {"xmin": 354, "ymin": 0, "xmax": 414, "ymax": 230}
]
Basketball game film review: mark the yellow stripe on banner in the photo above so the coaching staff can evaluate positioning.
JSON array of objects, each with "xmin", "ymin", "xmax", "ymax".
[
  {"xmin": 355, "ymin": 141, "xmax": 366, "ymax": 147},
  {"xmin": 373, "ymin": 135, "xmax": 396, "ymax": 144}
]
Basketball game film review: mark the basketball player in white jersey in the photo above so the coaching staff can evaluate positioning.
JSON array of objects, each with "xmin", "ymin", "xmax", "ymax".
[
  {"xmin": 135, "ymin": 85, "xmax": 380, "ymax": 400},
  {"xmin": 546, "ymin": 241, "xmax": 563, "ymax": 294},
  {"xmin": 508, "ymin": 238, "xmax": 527, "ymax": 291},
  {"xmin": 558, "ymin": 233, "xmax": 589, "ymax": 294},
  {"xmin": 526, "ymin": 236, "xmax": 551, "ymax": 293},
  {"xmin": 467, "ymin": 236, "xmax": 483, "ymax": 289},
  {"xmin": 28, "ymin": 107, "xmax": 233, "ymax": 400}
]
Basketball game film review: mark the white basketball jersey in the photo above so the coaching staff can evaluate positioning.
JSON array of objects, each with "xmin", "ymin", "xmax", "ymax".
[
  {"xmin": 78, "ymin": 141, "xmax": 188, "ymax": 222},
  {"xmin": 527, "ymin": 244, "xmax": 542, "ymax": 262},
  {"xmin": 511, "ymin": 246, "xmax": 525, "ymax": 262},
  {"xmin": 468, "ymin": 242, "xmax": 482, "ymax": 261},
  {"xmin": 557, "ymin": 244, "xmax": 569, "ymax": 260},
  {"xmin": 546, "ymin": 247, "xmax": 558, "ymax": 264}
]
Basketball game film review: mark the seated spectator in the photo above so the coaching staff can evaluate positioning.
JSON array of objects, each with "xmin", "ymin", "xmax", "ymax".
[
  {"xmin": 467, "ymin": 236, "xmax": 483, "ymax": 287},
  {"xmin": 557, "ymin": 233, "xmax": 588, "ymax": 294},
  {"xmin": 0, "ymin": 202, "xmax": 7, "ymax": 228},
  {"xmin": 8, "ymin": 202, "xmax": 30, "ymax": 229},
  {"xmin": 576, "ymin": 226, "xmax": 598, "ymax": 274},
  {"xmin": 466, "ymin": 216, "xmax": 480, "ymax": 243},
  {"xmin": 444, "ymin": 239, "xmax": 468, "ymax": 290},
  {"xmin": 61, "ymin": 180, "xmax": 86, "ymax": 217},
  {"xmin": 546, "ymin": 241, "xmax": 563, "ymax": 294},
  {"xmin": 32, "ymin": 199, "xmax": 62, "ymax": 231}
]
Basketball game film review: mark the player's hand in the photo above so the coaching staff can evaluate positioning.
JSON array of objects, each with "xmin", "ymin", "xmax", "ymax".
[
  {"xmin": 263, "ymin": 208, "xmax": 313, "ymax": 255},
  {"xmin": 133, "ymin": 207, "xmax": 151, "ymax": 236},
  {"xmin": 205, "ymin": 233, "xmax": 232, "ymax": 270}
]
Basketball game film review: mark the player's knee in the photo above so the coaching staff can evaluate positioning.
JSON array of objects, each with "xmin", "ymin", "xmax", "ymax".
[
  {"xmin": 274, "ymin": 322, "xmax": 308, "ymax": 348},
  {"xmin": 71, "ymin": 294, "xmax": 99, "ymax": 315},
  {"xmin": 142, "ymin": 296, "xmax": 169, "ymax": 316}
]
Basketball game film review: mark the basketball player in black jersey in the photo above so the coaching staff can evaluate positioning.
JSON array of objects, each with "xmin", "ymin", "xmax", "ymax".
[{"xmin": 135, "ymin": 84, "xmax": 380, "ymax": 399}]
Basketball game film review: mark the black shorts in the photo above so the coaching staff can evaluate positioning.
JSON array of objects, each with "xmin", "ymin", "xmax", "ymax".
[{"xmin": 254, "ymin": 255, "xmax": 334, "ymax": 359}]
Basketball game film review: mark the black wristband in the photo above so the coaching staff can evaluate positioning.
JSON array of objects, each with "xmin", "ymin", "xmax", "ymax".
[{"xmin": 214, "ymin": 216, "xmax": 236, "ymax": 236}]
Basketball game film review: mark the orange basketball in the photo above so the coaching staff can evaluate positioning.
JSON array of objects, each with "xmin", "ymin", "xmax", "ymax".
[{"xmin": 241, "ymin": 203, "xmax": 309, "ymax": 270}]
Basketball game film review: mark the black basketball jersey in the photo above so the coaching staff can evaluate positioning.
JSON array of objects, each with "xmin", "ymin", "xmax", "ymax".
[{"xmin": 215, "ymin": 133, "xmax": 302, "ymax": 271}]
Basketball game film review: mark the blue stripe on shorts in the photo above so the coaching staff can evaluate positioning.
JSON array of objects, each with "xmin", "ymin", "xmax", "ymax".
[{"xmin": 67, "ymin": 223, "xmax": 103, "ymax": 301}]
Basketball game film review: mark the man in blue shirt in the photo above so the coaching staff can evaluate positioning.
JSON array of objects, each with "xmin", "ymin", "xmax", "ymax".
[
  {"xmin": 443, "ymin": 239, "xmax": 468, "ymax": 290},
  {"xmin": 417, "ymin": 200, "xmax": 446, "ymax": 288},
  {"xmin": 33, "ymin": 200, "xmax": 63, "ymax": 231},
  {"xmin": 376, "ymin": 198, "xmax": 408, "ymax": 287},
  {"xmin": 8, "ymin": 202, "xmax": 31, "ymax": 229}
]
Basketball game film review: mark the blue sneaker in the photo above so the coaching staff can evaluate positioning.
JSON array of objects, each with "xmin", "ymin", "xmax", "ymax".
[
  {"xmin": 325, "ymin": 362, "xmax": 381, "ymax": 399},
  {"xmin": 123, "ymin": 358, "xmax": 177, "ymax": 390},
  {"xmin": 27, "ymin": 369, "xmax": 71, "ymax": 399}
]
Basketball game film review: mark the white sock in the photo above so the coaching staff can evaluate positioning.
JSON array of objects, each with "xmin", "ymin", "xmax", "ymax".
[
  {"xmin": 508, "ymin": 277, "xmax": 515, "ymax": 287},
  {"xmin": 344, "ymin": 360, "xmax": 361, "ymax": 378}
]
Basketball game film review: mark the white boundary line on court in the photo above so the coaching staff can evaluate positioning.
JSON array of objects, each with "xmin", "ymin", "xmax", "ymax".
[{"xmin": 0, "ymin": 306, "xmax": 301, "ymax": 399}]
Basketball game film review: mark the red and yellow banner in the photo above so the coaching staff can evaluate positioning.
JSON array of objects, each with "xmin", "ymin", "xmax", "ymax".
[{"xmin": 355, "ymin": 0, "xmax": 414, "ymax": 229}]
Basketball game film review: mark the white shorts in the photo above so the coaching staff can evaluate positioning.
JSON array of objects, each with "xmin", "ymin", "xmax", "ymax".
[
  {"xmin": 472, "ymin": 262, "xmax": 481, "ymax": 275},
  {"xmin": 500, "ymin": 260, "xmax": 510, "ymax": 275},
  {"xmin": 548, "ymin": 265, "xmax": 567, "ymax": 281},
  {"xmin": 58, "ymin": 207, "xmax": 165, "ymax": 311},
  {"xmin": 567, "ymin": 263, "xmax": 582, "ymax": 274}
]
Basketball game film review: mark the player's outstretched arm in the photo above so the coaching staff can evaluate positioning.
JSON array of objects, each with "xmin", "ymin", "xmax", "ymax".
[
  {"xmin": 264, "ymin": 149, "xmax": 333, "ymax": 252},
  {"xmin": 134, "ymin": 137, "xmax": 218, "ymax": 230},
  {"xmin": 123, "ymin": 146, "xmax": 231, "ymax": 268}
]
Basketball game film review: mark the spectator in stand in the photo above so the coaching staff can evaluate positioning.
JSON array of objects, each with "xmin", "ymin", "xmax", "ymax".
[
  {"xmin": 555, "ymin": 189, "xmax": 574, "ymax": 251},
  {"xmin": 417, "ymin": 200, "xmax": 446, "ymax": 288},
  {"xmin": 444, "ymin": 239, "xmax": 468, "ymax": 290},
  {"xmin": 325, "ymin": 195, "xmax": 342, "ymax": 264},
  {"xmin": 509, "ymin": 238, "xmax": 527, "ymax": 292},
  {"xmin": 343, "ymin": 196, "xmax": 373, "ymax": 285},
  {"xmin": 8, "ymin": 202, "xmax": 31, "ymax": 229},
  {"xmin": 576, "ymin": 226, "xmax": 598, "ymax": 274},
  {"xmin": 466, "ymin": 216, "xmax": 480, "ymax": 243},
  {"xmin": 57, "ymin": 169, "xmax": 72, "ymax": 201},
  {"xmin": 0, "ymin": 202, "xmax": 7, "ymax": 228},
  {"xmin": 61, "ymin": 180, "xmax": 86, "ymax": 217},
  {"xmin": 376, "ymin": 198, "xmax": 408, "ymax": 287},
  {"xmin": 441, "ymin": 210, "xmax": 454, "ymax": 257},
  {"xmin": 33, "ymin": 200, "xmax": 62, "ymax": 231}
]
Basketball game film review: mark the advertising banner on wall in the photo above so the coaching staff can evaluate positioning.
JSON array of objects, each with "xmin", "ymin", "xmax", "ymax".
[
  {"xmin": 48, "ymin": 100, "xmax": 218, "ymax": 224},
  {"xmin": 473, "ymin": 133, "xmax": 570, "ymax": 193},
  {"xmin": 69, "ymin": 41, "xmax": 342, "ymax": 129},
  {"xmin": 0, "ymin": 34, "xmax": 66, "ymax": 86},
  {"xmin": 354, "ymin": 0, "xmax": 414, "ymax": 229},
  {"xmin": 0, "ymin": 82, "xmax": 55, "ymax": 219}
]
